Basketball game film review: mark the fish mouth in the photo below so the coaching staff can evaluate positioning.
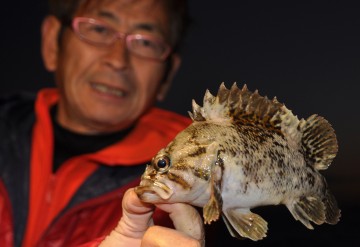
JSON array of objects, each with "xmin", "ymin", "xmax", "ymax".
[{"xmin": 135, "ymin": 180, "xmax": 174, "ymax": 202}]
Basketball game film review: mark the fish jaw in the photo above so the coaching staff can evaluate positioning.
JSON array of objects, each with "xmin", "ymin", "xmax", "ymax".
[{"xmin": 135, "ymin": 179, "xmax": 174, "ymax": 203}]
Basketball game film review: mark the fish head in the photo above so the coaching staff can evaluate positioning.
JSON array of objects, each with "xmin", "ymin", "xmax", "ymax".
[{"xmin": 135, "ymin": 124, "xmax": 219, "ymax": 206}]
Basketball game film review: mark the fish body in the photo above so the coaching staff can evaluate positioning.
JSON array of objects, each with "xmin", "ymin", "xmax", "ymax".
[{"xmin": 135, "ymin": 83, "xmax": 340, "ymax": 241}]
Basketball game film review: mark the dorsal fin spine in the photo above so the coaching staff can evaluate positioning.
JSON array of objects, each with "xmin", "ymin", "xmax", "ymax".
[{"xmin": 188, "ymin": 82, "xmax": 337, "ymax": 170}]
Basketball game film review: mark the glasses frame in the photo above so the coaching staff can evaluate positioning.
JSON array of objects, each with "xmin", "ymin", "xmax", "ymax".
[{"xmin": 72, "ymin": 17, "xmax": 172, "ymax": 61}]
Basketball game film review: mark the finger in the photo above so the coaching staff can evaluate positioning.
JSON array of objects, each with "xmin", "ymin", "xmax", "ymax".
[
  {"xmin": 117, "ymin": 188, "xmax": 155, "ymax": 238},
  {"xmin": 156, "ymin": 203, "xmax": 204, "ymax": 243},
  {"xmin": 99, "ymin": 188, "xmax": 156, "ymax": 247},
  {"xmin": 141, "ymin": 226, "xmax": 203, "ymax": 247}
]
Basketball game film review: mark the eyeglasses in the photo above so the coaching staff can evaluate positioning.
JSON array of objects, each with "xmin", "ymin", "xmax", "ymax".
[{"xmin": 72, "ymin": 17, "xmax": 171, "ymax": 61}]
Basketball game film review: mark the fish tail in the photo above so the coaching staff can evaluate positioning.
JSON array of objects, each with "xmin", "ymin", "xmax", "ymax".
[
  {"xmin": 287, "ymin": 188, "xmax": 340, "ymax": 229},
  {"xmin": 300, "ymin": 114, "xmax": 338, "ymax": 170},
  {"xmin": 322, "ymin": 188, "xmax": 341, "ymax": 224}
]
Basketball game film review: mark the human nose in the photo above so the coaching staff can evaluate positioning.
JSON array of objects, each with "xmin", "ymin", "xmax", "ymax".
[{"xmin": 103, "ymin": 37, "xmax": 129, "ymax": 70}]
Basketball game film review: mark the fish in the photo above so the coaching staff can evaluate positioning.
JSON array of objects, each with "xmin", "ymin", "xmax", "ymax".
[{"xmin": 135, "ymin": 83, "xmax": 340, "ymax": 241}]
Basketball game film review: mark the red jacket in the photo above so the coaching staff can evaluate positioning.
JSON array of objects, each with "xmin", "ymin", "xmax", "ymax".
[{"xmin": 0, "ymin": 89, "xmax": 191, "ymax": 247}]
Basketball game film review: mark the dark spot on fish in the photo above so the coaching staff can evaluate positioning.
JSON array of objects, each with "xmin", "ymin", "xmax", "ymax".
[
  {"xmin": 302, "ymin": 145, "xmax": 317, "ymax": 168},
  {"xmin": 306, "ymin": 172, "xmax": 315, "ymax": 187},
  {"xmin": 227, "ymin": 146, "xmax": 237, "ymax": 157},
  {"xmin": 243, "ymin": 181, "xmax": 249, "ymax": 193},
  {"xmin": 173, "ymin": 159, "xmax": 191, "ymax": 172},
  {"xmin": 188, "ymin": 146, "xmax": 207, "ymax": 157},
  {"xmin": 216, "ymin": 156, "xmax": 225, "ymax": 170},
  {"xmin": 273, "ymin": 140, "xmax": 285, "ymax": 147},
  {"xmin": 167, "ymin": 172, "xmax": 192, "ymax": 190},
  {"xmin": 268, "ymin": 150, "xmax": 277, "ymax": 160},
  {"xmin": 297, "ymin": 124, "xmax": 301, "ymax": 132},
  {"xmin": 193, "ymin": 167, "xmax": 210, "ymax": 180},
  {"xmin": 279, "ymin": 170, "xmax": 284, "ymax": 177}
]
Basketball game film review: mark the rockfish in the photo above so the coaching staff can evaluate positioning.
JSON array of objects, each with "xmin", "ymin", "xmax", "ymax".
[{"xmin": 135, "ymin": 83, "xmax": 340, "ymax": 241}]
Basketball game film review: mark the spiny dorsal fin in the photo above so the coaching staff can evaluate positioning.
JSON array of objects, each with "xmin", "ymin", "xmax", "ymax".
[
  {"xmin": 189, "ymin": 83, "xmax": 302, "ymax": 145},
  {"xmin": 299, "ymin": 115, "xmax": 338, "ymax": 170},
  {"xmin": 189, "ymin": 82, "xmax": 338, "ymax": 170}
]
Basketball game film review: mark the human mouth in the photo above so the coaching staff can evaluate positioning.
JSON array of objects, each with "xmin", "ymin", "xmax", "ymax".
[{"xmin": 90, "ymin": 82, "xmax": 126, "ymax": 97}]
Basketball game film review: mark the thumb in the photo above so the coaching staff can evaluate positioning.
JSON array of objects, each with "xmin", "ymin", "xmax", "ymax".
[
  {"xmin": 155, "ymin": 203, "xmax": 205, "ymax": 246},
  {"xmin": 99, "ymin": 188, "xmax": 155, "ymax": 247}
]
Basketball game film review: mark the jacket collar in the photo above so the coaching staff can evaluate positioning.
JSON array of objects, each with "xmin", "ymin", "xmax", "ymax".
[{"xmin": 35, "ymin": 88, "xmax": 191, "ymax": 165}]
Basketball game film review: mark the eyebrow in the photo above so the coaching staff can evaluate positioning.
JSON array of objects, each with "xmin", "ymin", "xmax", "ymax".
[
  {"xmin": 98, "ymin": 10, "xmax": 118, "ymax": 22},
  {"xmin": 97, "ymin": 10, "xmax": 163, "ymax": 34}
]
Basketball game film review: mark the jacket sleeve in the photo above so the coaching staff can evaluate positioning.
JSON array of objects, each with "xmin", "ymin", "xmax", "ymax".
[{"xmin": 0, "ymin": 180, "xmax": 15, "ymax": 247}]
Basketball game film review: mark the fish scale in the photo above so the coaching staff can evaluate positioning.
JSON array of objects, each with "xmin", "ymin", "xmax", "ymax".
[{"xmin": 135, "ymin": 82, "xmax": 340, "ymax": 241}]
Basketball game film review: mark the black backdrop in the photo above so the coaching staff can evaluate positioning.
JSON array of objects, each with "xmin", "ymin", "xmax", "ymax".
[{"xmin": 1, "ymin": 1, "xmax": 359, "ymax": 246}]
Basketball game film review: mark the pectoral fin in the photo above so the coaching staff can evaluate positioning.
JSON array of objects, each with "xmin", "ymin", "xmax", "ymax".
[
  {"xmin": 223, "ymin": 208, "xmax": 268, "ymax": 241},
  {"xmin": 203, "ymin": 181, "xmax": 222, "ymax": 224},
  {"xmin": 203, "ymin": 144, "xmax": 223, "ymax": 224}
]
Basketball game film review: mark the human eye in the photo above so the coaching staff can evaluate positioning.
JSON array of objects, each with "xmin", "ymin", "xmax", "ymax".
[
  {"xmin": 129, "ymin": 35, "xmax": 167, "ymax": 58},
  {"xmin": 88, "ymin": 23, "xmax": 113, "ymax": 37},
  {"xmin": 136, "ymin": 38, "xmax": 156, "ymax": 48},
  {"xmin": 129, "ymin": 36, "xmax": 153, "ymax": 50},
  {"xmin": 78, "ymin": 21, "xmax": 114, "ymax": 42}
]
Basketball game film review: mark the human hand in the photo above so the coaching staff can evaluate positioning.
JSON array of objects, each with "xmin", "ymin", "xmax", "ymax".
[{"xmin": 99, "ymin": 188, "xmax": 204, "ymax": 247}]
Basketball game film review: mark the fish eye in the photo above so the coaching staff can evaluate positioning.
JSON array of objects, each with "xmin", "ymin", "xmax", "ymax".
[{"xmin": 154, "ymin": 155, "xmax": 171, "ymax": 173}]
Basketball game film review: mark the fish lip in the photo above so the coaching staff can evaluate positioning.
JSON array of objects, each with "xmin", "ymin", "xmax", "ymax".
[
  {"xmin": 134, "ymin": 185, "xmax": 157, "ymax": 197},
  {"xmin": 135, "ymin": 179, "xmax": 173, "ymax": 201}
]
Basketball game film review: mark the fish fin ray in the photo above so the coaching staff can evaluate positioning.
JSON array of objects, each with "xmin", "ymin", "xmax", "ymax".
[
  {"xmin": 190, "ymin": 99, "xmax": 206, "ymax": 121},
  {"xmin": 299, "ymin": 114, "xmax": 338, "ymax": 170},
  {"xmin": 203, "ymin": 183, "xmax": 222, "ymax": 224},
  {"xmin": 323, "ymin": 189, "xmax": 341, "ymax": 224},
  {"xmin": 221, "ymin": 214, "xmax": 245, "ymax": 239},
  {"xmin": 223, "ymin": 209, "xmax": 268, "ymax": 241},
  {"xmin": 287, "ymin": 195, "xmax": 327, "ymax": 229},
  {"xmin": 203, "ymin": 144, "xmax": 223, "ymax": 224},
  {"xmin": 191, "ymin": 83, "xmax": 305, "ymax": 144}
]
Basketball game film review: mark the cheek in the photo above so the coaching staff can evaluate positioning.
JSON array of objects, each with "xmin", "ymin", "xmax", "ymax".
[
  {"xmin": 56, "ymin": 37, "xmax": 98, "ymax": 88},
  {"xmin": 134, "ymin": 62, "xmax": 166, "ymax": 97}
]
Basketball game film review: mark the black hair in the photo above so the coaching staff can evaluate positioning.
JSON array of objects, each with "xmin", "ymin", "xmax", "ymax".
[{"xmin": 48, "ymin": 0, "xmax": 190, "ymax": 52}]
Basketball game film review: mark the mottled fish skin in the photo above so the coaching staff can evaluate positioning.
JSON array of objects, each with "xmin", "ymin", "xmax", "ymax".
[{"xmin": 135, "ymin": 83, "xmax": 340, "ymax": 241}]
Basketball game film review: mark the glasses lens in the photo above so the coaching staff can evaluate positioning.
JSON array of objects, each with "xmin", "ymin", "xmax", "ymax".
[
  {"xmin": 77, "ymin": 20, "xmax": 115, "ymax": 45},
  {"xmin": 73, "ymin": 18, "xmax": 171, "ymax": 60},
  {"xmin": 128, "ymin": 35, "xmax": 169, "ymax": 60}
]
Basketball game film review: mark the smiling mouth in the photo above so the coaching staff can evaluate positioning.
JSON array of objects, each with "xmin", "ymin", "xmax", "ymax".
[{"xmin": 91, "ymin": 82, "xmax": 126, "ymax": 97}]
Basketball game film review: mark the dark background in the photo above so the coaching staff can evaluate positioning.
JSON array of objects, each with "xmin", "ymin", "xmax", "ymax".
[{"xmin": 1, "ymin": 1, "xmax": 359, "ymax": 246}]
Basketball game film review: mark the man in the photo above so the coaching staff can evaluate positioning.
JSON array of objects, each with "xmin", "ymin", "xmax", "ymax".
[{"xmin": 0, "ymin": 0, "xmax": 203, "ymax": 246}]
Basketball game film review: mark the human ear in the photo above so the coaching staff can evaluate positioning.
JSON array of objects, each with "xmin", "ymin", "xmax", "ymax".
[
  {"xmin": 41, "ymin": 15, "xmax": 61, "ymax": 72},
  {"xmin": 157, "ymin": 54, "xmax": 181, "ymax": 101}
]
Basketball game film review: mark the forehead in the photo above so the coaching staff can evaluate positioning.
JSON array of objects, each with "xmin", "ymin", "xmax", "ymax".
[
  {"xmin": 77, "ymin": 0, "xmax": 170, "ymax": 32},
  {"xmin": 78, "ymin": 0, "xmax": 167, "ymax": 13}
]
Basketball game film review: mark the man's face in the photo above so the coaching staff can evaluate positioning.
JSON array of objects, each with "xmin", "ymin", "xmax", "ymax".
[{"xmin": 43, "ymin": 0, "xmax": 180, "ymax": 134}]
